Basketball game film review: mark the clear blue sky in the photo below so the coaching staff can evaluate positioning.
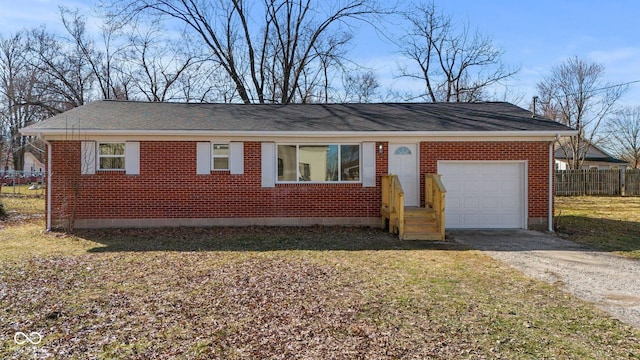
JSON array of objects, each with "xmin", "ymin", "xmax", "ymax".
[{"xmin": 1, "ymin": 0, "xmax": 638, "ymax": 107}]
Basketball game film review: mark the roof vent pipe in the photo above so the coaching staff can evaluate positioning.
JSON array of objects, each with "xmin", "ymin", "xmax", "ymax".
[{"xmin": 532, "ymin": 96, "xmax": 539, "ymax": 118}]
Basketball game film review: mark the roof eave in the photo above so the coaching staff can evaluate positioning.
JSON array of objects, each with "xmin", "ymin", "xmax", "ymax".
[{"xmin": 20, "ymin": 128, "xmax": 578, "ymax": 140}]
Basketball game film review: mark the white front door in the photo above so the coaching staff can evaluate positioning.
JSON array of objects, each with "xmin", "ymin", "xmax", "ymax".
[{"xmin": 388, "ymin": 144, "xmax": 419, "ymax": 206}]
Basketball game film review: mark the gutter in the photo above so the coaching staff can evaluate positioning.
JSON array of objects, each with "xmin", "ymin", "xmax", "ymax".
[
  {"xmin": 39, "ymin": 134, "xmax": 52, "ymax": 231},
  {"xmin": 548, "ymin": 138, "xmax": 556, "ymax": 232},
  {"xmin": 20, "ymin": 129, "xmax": 579, "ymax": 140}
]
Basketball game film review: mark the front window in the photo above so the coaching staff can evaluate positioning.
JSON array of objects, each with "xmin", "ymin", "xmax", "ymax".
[
  {"xmin": 213, "ymin": 144, "xmax": 229, "ymax": 170},
  {"xmin": 98, "ymin": 143, "xmax": 125, "ymax": 170},
  {"xmin": 277, "ymin": 144, "xmax": 360, "ymax": 183}
]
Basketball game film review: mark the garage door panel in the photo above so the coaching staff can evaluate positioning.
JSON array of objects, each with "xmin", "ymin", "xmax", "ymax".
[
  {"xmin": 479, "ymin": 167, "xmax": 495, "ymax": 178},
  {"xmin": 502, "ymin": 182, "xmax": 520, "ymax": 193},
  {"xmin": 463, "ymin": 215, "xmax": 480, "ymax": 226},
  {"xmin": 482, "ymin": 198, "xmax": 500, "ymax": 208},
  {"xmin": 447, "ymin": 182, "xmax": 462, "ymax": 192},
  {"xmin": 479, "ymin": 214, "xmax": 500, "ymax": 226},
  {"xmin": 447, "ymin": 197, "xmax": 462, "ymax": 210},
  {"xmin": 463, "ymin": 197, "xmax": 479, "ymax": 208},
  {"xmin": 463, "ymin": 181, "xmax": 480, "ymax": 192},
  {"xmin": 463, "ymin": 166, "xmax": 477, "ymax": 176},
  {"xmin": 439, "ymin": 162, "xmax": 525, "ymax": 229},
  {"xmin": 501, "ymin": 213, "xmax": 521, "ymax": 225},
  {"xmin": 483, "ymin": 182, "xmax": 501, "ymax": 192},
  {"xmin": 447, "ymin": 214, "xmax": 462, "ymax": 226},
  {"xmin": 503, "ymin": 166, "xmax": 521, "ymax": 176},
  {"xmin": 502, "ymin": 197, "xmax": 520, "ymax": 208}
]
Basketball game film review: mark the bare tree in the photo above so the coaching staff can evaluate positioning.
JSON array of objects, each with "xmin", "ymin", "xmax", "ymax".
[
  {"xmin": 26, "ymin": 26, "xmax": 95, "ymax": 113},
  {"xmin": 0, "ymin": 32, "xmax": 46, "ymax": 172},
  {"xmin": 604, "ymin": 106, "xmax": 640, "ymax": 169},
  {"xmin": 537, "ymin": 57, "xmax": 627, "ymax": 169},
  {"xmin": 59, "ymin": 7, "xmax": 136, "ymax": 101},
  {"xmin": 398, "ymin": 1, "xmax": 518, "ymax": 102},
  {"xmin": 1, "ymin": 9, "xmax": 132, "ymax": 176},
  {"xmin": 124, "ymin": 19, "xmax": 201, "ymax": 102},
  {"xmin": 60, "ymin": 8, "xmax": 110, "ymax": 101},
  {"xmin": 103, "ymin": 0, "xmax": 382, "ymax": 104},
  {"xmin": 25, "ymin": 8, "xmax": 131, "ymax": 112},
  {"xmin": 177, "ymin": 60, "xmax": 238, "ymax": 102},
  {"xmin": 289, "ymin": 32, "xmax": 352, "ymax": 103},
  {"xmin": 343, "ymin": 70, "xmax": 380, "ymax": 103}
]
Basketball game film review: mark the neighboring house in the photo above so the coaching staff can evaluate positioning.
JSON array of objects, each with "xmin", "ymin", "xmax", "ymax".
[
  {"xmin": 555, "ymin": 140, "xmax": 628, "ymax": 170},
  {"xmin": 23, "ymin": 152, "xmax": 46, "ymax": 174},
  {"xmin": 20, "ymin": 101, "xmax": 575, "ymax": 232}
]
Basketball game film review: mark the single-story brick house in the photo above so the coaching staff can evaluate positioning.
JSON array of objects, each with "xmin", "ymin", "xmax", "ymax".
[{"xmin": 21, "ymin": 101, "xmax": 574, "ymax": 232}]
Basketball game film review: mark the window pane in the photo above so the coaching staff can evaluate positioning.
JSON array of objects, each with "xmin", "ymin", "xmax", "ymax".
[
  {"xmin": 99, "ymin": 143, "xmax": 125, "ymax": 156},
  {"xmin": 213, "ymin": 144, "xmax": 229, "ymax": 156},
  {"xmin": 299, "ymin": 145, "xmax": 338, "ymax": 181},
  {"xmin": 341, "ymin": 145, "xmax": 360, "ymax": 181},
  {"xmin": 394, "ymin": 146, "xmax": 412, "ymax": 155},
  {"xmin": 213, "ymin": 157, "xmax": 229, "ymax": 170},
  {"xmin": 277, "ymin": 145, "xmax": 297, "ymax": 181},
  {"xmin": 326, "ymin": 145, "xmax": 339, "ymax": 181},
  {"xmin": 100, "ymin": 157, "xmax": 124, "ymax": 170}
]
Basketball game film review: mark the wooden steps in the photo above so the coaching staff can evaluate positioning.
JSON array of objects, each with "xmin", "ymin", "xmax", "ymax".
[
  {"xmin": 402, "ymin": 207, "xmax": 442, "ymax": 240},
  {"xmin": 381, "ymin": 174, "xmax": 446, "ymax": 241}
]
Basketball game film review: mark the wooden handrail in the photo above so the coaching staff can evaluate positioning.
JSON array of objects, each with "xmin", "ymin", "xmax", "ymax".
[
  {"xmin": 382, "ymin": 173, "xmax": 446, "ymax": 240},
  {"xmin": 393, "ymin": 177, "xmax": 405, "ymax": 239},
  {"xmin": 425, "ymin": 174, "xmax": 446, "ymax": 240},
  {"xmin": 381, "ymin": 174, "xmax": 405, "ymax": 238}
]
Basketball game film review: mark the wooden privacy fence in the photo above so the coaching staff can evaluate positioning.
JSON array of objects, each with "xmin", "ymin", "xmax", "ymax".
[{"xmin": 555, "ymin": 169, "xmax": 640, "ymax": 196}]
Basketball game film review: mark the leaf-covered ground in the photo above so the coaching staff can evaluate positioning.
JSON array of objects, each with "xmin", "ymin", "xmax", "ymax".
[
  {"xmin": 1, "ymin": 222, "xmax": 639, "ymax": 359},
  {"xmin": 1, "ymin": 193, "xmax": 639, "ymax": 359}
]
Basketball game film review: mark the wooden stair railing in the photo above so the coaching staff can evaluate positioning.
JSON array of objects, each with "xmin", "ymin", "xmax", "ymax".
[
  {"xmin": 381, "ymin": 174, "xmax": 405, "ymax": 238},
  {"xmin": 381, "ymin": 174, "xmax": 446, "ymax": 241},
  {"xmin": 424, "ymin": 174, "xmax": 447, "ymax": 241}
]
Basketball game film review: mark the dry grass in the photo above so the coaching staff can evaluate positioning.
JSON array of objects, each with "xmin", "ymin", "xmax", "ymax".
[
  {"xmin": 1, "ymin": 196, "xmax": 45, "ymax": 217},
  {"xmin": 1, "ymin": 198, "xmax": 639, "ymax": 358},
  {"xmin": 0, "ymin": 184, "xmax": 45, "ymax": 197},
  {"xmin": 555, "ymin": 196, "xmax": 640, "ymax": 259}
]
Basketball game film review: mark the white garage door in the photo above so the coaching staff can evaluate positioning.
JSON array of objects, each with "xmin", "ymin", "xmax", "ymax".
[{"xmin": 439, "ymin": 162, "xmax": 526, "ymax": 229}]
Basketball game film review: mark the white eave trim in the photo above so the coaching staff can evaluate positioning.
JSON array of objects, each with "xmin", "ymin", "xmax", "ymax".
[{"xmin": 21, "ymin": 129, "xmax": 578, "ymax": 142}]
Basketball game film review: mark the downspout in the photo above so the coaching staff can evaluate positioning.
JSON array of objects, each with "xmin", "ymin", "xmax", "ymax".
[
  {"xmin": 39, "ymin": 134, "xmax": 52, "ymax": 231},
  {"xmin": 548, "ymin": 138, "xmax": 556, "ymax": 232}
]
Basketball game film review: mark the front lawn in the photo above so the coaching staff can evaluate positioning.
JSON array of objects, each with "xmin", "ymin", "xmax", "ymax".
[
  {"xmin": 555, "ymin": 196, "xmax": 640, "ymax": 259},
  {"xmin": 1, "ymin": 198, "xmax": 639, "ymax": 358}
]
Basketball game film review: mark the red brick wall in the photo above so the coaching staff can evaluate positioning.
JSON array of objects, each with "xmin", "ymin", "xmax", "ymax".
[
  {"xmin": 419, "ymin": 141, "xmax": 552, "ymax": 224},
  {"xmin": 48, "ymin": 140, "xmax": 551, "ymax": 228},
  {"xmin": 49, "ymin": 141, "xmax": 388, "ymax": 223}
]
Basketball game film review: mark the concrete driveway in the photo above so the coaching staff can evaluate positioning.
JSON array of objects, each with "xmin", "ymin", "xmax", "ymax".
[{"xmin": 450, "ymin": 229, "xmax": 640, "ymax": 329}]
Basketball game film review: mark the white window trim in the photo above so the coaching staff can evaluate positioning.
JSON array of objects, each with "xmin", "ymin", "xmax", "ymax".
[
  {"xmin": 276, "ymin": 143, "xmax": 362, "ymax": 184},
  {"xmin": 97, "ymin": 142, "xmax": 126, "ymax": 171},
  {"xmin": 211, "ymin": 143, "xmax": 230, "ymax": 171}
]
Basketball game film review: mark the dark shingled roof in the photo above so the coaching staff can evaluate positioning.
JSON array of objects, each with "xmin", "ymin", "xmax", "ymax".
[{"xmin": 23, "ymin": 100, "xmax": 573, "ymax": 133}]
